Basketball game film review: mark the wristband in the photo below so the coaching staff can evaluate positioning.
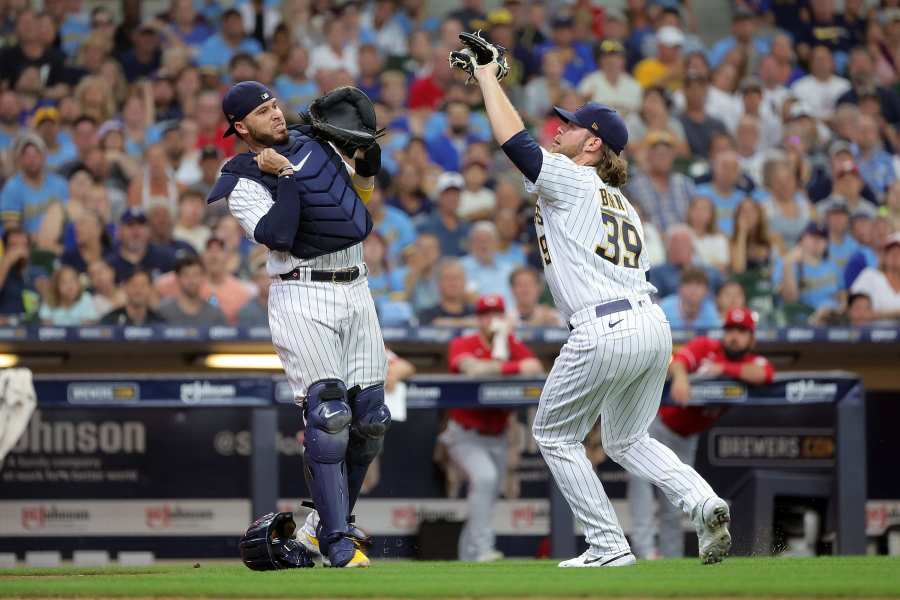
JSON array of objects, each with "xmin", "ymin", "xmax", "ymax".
[{"xmin": 278, "ymin": 166, "xmax": 293, "ymax": 178}]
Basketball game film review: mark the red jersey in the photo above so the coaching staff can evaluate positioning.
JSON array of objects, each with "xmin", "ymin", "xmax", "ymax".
[
  {"xmin": 408, "ymin": 75, "xmax": 445, "ymax": 110},
  {"xmin": 660, "ymin": 336, "xmax": 774, "ymax": 437},
  {"xmin": 447, "ymin": 332, "xmax": 536, "ymax": 436},
  {"xmin": 196, "ymin": 123, "xmax": 235, "ymax": 158}
]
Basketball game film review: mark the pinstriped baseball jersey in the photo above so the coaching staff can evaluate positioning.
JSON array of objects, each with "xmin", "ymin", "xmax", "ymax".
[
  {"xmin": 524, "ymin": 148, "xmax": 656, "ymax": 321},
  {"xmin": 225, "ymin": 174, "xmax": 385, "ymax": 402}
]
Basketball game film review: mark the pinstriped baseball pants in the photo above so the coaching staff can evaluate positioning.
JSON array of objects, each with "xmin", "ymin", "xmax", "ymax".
[
  {"xmin": 533, "ymin": 301, "xmax": 716, "ymax": 556},
  {"xmin": 268, "ymin": 275, "xmax": 387, "ymax": 403}
]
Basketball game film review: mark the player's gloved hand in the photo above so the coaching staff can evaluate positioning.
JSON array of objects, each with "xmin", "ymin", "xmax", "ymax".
[
  {"xmin": 353, "ymin": 143, "xmax": 381, "ymax": 178},
  {"xmin": 255, "ymin": 148, "xmax": 292, "ymax": 176},
  {"xmin": 448, "ymin": 30, "xmax": 509, "ymax": 84}
]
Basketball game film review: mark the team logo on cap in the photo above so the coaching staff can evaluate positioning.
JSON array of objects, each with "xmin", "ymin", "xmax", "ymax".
[
  {"xmin": 591, "ymin": 122, "xmax": 599, "ymax": 130},
  {"xmin": 261, "ymin": 92, "xmax": 270, "ymax": 100}
]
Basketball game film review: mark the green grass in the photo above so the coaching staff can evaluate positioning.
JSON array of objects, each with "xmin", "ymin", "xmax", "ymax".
[{"xmin": 1, "ymin": 557, "xmax": 899, "ymax": 598}]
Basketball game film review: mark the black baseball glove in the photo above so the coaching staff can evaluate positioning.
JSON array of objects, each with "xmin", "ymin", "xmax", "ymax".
[
  {"xmin": 306, "ymin": 86, "xmax": 385, "ymax": 159},
  {"xmin": 448, "ymin": 31, "xmax": 510, "ymax": 84}
]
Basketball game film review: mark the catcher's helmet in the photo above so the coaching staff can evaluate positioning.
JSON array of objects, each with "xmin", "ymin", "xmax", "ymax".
[{"xmin": 239, "ymin": 512, "xmax": 315, "ymax": 570}]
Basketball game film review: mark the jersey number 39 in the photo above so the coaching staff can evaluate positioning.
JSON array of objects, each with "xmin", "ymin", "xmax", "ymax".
[{"xmin": 595, "ymin": 212, "xmax": 642, "ymax": 268}]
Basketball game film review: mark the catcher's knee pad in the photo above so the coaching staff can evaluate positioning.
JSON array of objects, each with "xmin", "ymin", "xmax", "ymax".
[
  {"xmin": 304, "ymin": 379, "xmax": 352, "ymax": 463},
  {"xmin": 350, "ymin": 383, "xmax": 391, "ymax": 442},
  {"xmin": 346, "ymin": 384, "xmax": 391, "ymax": 509}
]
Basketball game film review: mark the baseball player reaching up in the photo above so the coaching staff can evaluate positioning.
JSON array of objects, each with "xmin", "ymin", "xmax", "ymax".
[
  {"xmin": 208, "ymin": 82, "xmax": 389, "ymax": 568},
  {"xmin": 449, "ymin": 33, "xmax": 731, "ymax": 567}
]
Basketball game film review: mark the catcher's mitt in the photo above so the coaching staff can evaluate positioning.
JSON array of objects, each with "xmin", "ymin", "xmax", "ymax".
[
  {"xmin": 448, "ymin": 31, "xmax": 510, "ymax": 84},
  {"xmin": 306, "ymin": 86, "xmax": 384, "ymax": 155}
]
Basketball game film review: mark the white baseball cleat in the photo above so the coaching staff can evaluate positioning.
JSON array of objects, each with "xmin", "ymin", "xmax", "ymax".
[
  {"xmin": 693, "ymin": 496, "xmax": 732, "ymax": 565},
  {"xmin": 298, "ymin": 511, "xmax": 322, "ymax": 558},
  {"xmin": 558, "ymin": 550, "xmax": 636, "ymax": 568}
]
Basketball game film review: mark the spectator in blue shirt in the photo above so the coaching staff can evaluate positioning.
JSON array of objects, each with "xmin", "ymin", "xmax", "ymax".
[
  {"xmin": 660, "ymin": 267, "xmax": 722, "ymax": 329},
  {"xmin": 695, "ymin": 150, "xmax": 763, "ymax": 236},
  {"xmin": 32, "ymin": 107, "xmax": 76, "ymax": 170},
  {"xmin": 274, "ymin": 46, "xmax": 318, "ymax": 113},
  {"xmin": 823, "ymin": 200, "xmax": 865, "ymax": 272},
  {"xmin": 55, "ymin": 1, "xmax": 91, "ymax": 58},
  {"xmin": 367, "ymin": 187, "xmax": 416, "ymax": 268},
  {"xmin": 0, "ymin": 134, "xmax": 68, "ymax": 242},
  {"xmin": 460, "ymin": 221, "xmax": 516, "ymax": 309},
  {"xmin": 774, "ymin": 223, "xmax": 844, "ymax": 321},
  {"xmin": 534, "ymin": 15, "xmax": 595, "ymax": 86},
  {"xmin": 117, "ymin": 21, "xmax": 163, "ymax": 82},
  {"xmin": 425, "ymin": 101, "xmax": 484, "ymax": 173},
  {"xmin": 707, "ymin": 8, "xmax": 770, "ymax": 68},
  {"xmin": 356, "ymin": 44, "xmax": 384, "ymax": 102},
  {"xmin": 364, "ymin": 231, "xmax": 413, "ymax": 326},
  {"xmin": 854, "ymin": 113, "xmax": 896, "ymax": 198},
  {"xmin": 166, "ymin": 0, "xmax": 214, "ymax": 47},
  {"xmin": 418, "ymin": 172, "xmax": 471, "ymax": 257},
  {"xmin": 105, "ymin": 207, "xmax": 176, "ymax": 283},
  {"xmin": 196, "ymin": 9, "xmax": 262, "ymax": 71},
  {"xmin": 843, "ymin": 211, "xmax": 881, "ymax": 288}
]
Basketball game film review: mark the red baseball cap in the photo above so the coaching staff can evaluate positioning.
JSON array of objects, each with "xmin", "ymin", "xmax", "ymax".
[
  {"xmin": 475, "ymin": 294, "xmax": 506, "ymax": 314},
  {"xmin": 724, "ymin": 308, "xmax": 756, "ymax": 332}
]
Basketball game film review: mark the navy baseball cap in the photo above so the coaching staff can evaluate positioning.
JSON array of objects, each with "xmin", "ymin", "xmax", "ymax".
[
  {"xmin": 222, "ymin": 81, "xmax": 276, "ymax": 137},
  {"xmin": 553, "ymin": 102, "xmax": 628, "ymax": 155},
  {"xmin": 120, "ymin": 207, "xmax": 147, "ymax": 225}
]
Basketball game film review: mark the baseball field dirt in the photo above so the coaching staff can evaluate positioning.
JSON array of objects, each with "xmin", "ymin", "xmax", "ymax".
[{"xmin": 1, "ymin": 556, "xmax": 898, "ymax": 598}]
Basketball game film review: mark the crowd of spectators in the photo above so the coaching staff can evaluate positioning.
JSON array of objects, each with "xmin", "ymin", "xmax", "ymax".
[{"xmin": 1, "ymin": 0, "xmax": 900, "ymax": 330}]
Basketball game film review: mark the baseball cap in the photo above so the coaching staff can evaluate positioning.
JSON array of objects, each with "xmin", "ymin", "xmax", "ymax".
[
  {"xmin": 802, "ymin": 222, "xmax": 827, "ymax": 238},
  {"xmin": 222, "ymin": 80, "xmax": 276, "ymax": 137},
  {"xmin": 684, "ymin": 69, "xmax": 709, "ymax": 83},
  {"xmin": 31, "ymin": 106, "xmax": 60, "ymax": 127},
  {"xmin": 645, "ymin": 129, "xmax": 676, "ymax": 147},
  {"xmin": 553, "ymin": 102, "xmax": 629, "ymax": 155},
  {"xmin": 828, "ymin": 139, "xmax": 854, "ymax": 158},
  {"xmin": 551, "ymin": 15, "xmax": 575, "ymax": 28},
  {"xmin": 120, "ymin": 207, "xmax": 148, "ymax": 225},
  {"xmin": 598, "ymin": 39, "xmax": 625, "ymax": 57},
  {"xmin": 788, "ymin": 102, "xmax": 813, "ymax": 120},
  {"xmin": 13, "ymin": 133, "xmax": 46, "ymax": 156},
  {"xmin": 733, "ymin": 5, "xmax": 756, "ymax": 20},
  {"xmin": 724, "ymin": 307, "xmax": 756, "ymax": 332},
  {"xmin": 97, "ymin": 119, "xmax": 123, "ymax": 140},
  {"xmin": 739, "ymin": 76, "xmax": 762, "ymax": 94},
  {"xmin": 825, "ymin": 198, "xmax": 850, "ymax": 214},
  {"xmin": 656, "ymin": 25, "xmax": 685, "ymax": 48},
  {"xmin": 880, "ymin": 7, "xmax": 900, "ymax": 25},
  {"xmin": 475, "ymin": 294, "xmax": 506, "ymax": 315},
  {"xmin": 487, "ymin": 8, "xmax": 513, "ymax": 27},
  {"xmin": 883, "ymin": 231, "xmax": 900, "ymax": 250},
  {"xmin": 434, "ymin": 171, "xmax": 465, "ymax": 196}
]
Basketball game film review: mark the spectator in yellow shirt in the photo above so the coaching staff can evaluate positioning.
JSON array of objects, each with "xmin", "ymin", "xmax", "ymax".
[{"xmin": 634, "ymin": 26, "xmax": 685, "ymax": 92}]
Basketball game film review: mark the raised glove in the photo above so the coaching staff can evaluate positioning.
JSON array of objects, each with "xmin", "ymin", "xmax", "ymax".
[
  {"xmin": 448, "ymin": 30, "xmax": 510, "ymax": 84},
  {"xmin": 306, "ymin": 86, "xmax": 385, "ymax": 157}
]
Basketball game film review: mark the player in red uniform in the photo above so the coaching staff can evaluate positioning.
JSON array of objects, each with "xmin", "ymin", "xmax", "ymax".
[
  {"xmin": 440, "ymin": 294, "xmax": 544, "ymax": 562},
  {"xmin": 628, "ymin": 307, "xmax": 774, "ymax": 559}
]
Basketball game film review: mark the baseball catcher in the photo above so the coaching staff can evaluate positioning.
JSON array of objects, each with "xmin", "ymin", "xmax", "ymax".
[{"xmin": 209, "ymin": 82, "xmax": 390, "ymax": 569}]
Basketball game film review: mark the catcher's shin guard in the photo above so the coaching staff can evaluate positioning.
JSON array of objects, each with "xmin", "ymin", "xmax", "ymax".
[
  {"xmin": 303, "ymin": 379, "xmax": 352, "ymax": 543},
  {"xmin": 346, "ymin": 383, "xmax": 391, "ymax": 511}
]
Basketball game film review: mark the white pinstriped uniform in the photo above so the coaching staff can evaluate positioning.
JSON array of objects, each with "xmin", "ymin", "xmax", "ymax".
[
  {"xmin": 525, "ymin": 149, "xmax": 716, "ymax": 556},
  {"xmin": 227, "ymin": 177, "xmax": 386, "ymax": 402}
]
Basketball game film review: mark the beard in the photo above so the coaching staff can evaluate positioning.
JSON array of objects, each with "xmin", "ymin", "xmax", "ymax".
[
  {"xmin": 246, "ymin": 122, "xmax": 289, "ymax": 147},
  {"xmin": 722, "ymin": 345, "xmax": 750, "ymax": 361}
]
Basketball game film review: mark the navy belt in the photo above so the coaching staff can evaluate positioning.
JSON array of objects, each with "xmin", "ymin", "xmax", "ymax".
[
  {"xmin": 568, "ymin": 299, "xmax": 632, "ymax": 331},
  {"xmin": 279, "ymin": 266, "xmax": 361, "ymax": 283}
]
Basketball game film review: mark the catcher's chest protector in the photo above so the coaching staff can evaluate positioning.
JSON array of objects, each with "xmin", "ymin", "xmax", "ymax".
[{"xmin": 208, "ymin": 128, "xmax": 373, "ymax": 259}]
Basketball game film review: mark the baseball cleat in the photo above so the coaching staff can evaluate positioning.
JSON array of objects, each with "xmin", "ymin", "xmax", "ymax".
[
  {"xmin": 327, "ymin": 537, "xmax": 370, "ymax": 568},
  {"xmin": 298, "ymin": 511, "xmax": 323, "ymax": 558},
  {"xmin": 693, "ymin": 496, "xmax": 731, "ymax": 565},
  {"xmin": 558, "ymin": 550, "xmax": 636, "ymax": 568},
  {"xmin": 474, "ymin": 549, "xmax": 504, "ymax": 562}
]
